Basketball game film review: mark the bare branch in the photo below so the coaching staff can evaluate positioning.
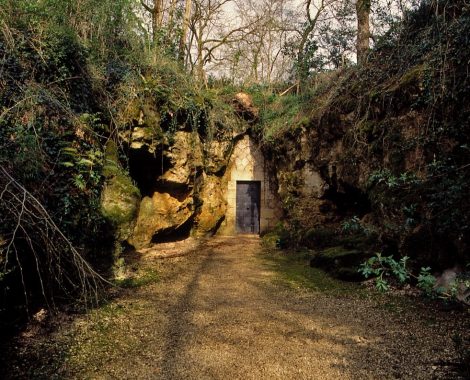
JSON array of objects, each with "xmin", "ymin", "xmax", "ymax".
[{"xmin": 0, "ymin": 166, "xmax": 112, "ymax": 309}]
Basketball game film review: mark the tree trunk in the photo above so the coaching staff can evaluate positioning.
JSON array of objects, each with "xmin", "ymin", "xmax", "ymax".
[
  {"xmin": 151, "ymin": 10, "xmax": 158, "ymax": 44},
  {"xmin": 196, "ymin": 21, "xmax": 205, "ymax": 81},
  {"xmin": 141, "ymin": 0, "xmax": 165, "ymax": 44},
  {"xmin": 152, "ymin": 0, "xmax": 164, "ymax": 43},
  {"xmin": 179, "ymin": 0, "xmax": 192, "ymax": 64},
  {"xmin": 296, "ymin": 31, "xmax": 310, "ymax": 93},
  {"xmin": 356, "ymin": 0, "xmax": 371, "ymax": 65},
  {"xmin": 156, "ymin": 0, "xmax": 164, "ymax": 27},
  {"xmin": 168, "ymin": 0, "xmax": 178, "ymax": 37}
]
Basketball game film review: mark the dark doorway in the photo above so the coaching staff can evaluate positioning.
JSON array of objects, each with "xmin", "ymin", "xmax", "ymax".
[{"xmin": 236, "ymin": 181, "xmax": 261, "ymax": 234}]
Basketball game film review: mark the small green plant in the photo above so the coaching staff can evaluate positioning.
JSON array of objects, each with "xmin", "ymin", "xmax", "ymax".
[
  {"xmin": 341, "ymin": 216, "xmax": 371, "ymax": 235},
  {"xmin": 114, "ymin": 268, "xmax": 159, "ymax": 289},
  {"xmin": 367, "ymin": 170, "xmax": 421, "ymax": 189},
  {"xmin": 274, "ymin": 223, "xmax": 292, "ymax": 249},
  {"xmin": 360, "ymin": 254, "xmax": 470, "ymax": 303},
  {"xmin": 416, "ymin": 267, "xmax": 436, "ymax": 295},
  {"xmin": 359, "ymin": 253, "xmax": 410, "ymax": 292},
  {"xmin": 403, "ymin": 203, "xmax": 419, "ymax": 228}
]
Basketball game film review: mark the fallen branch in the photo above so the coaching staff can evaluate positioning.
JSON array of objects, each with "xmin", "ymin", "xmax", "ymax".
[{"xmin": 279, "ymin": 82, "xmax": 299, "ymax": 97}]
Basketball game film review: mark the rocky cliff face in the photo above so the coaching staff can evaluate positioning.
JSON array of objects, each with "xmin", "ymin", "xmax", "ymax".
[{"xmin": 102, "ymin": 90, "xmax": 256, "ymax": 250}]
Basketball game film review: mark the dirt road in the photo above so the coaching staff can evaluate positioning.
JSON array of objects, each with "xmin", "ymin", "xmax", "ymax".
[{"xmin": 7, "ymin": 236, "xmax": 468, "ymax": 379}]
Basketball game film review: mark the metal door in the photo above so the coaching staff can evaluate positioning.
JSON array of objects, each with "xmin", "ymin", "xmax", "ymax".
[{"xmin": 236, "ymin": 181, "xmax": 261, "ymax": 234}]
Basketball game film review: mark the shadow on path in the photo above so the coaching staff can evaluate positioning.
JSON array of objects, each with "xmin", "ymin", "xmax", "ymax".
[{"xmin": 160, "ymin": 247, "xmax": 216, "ymax": 379}]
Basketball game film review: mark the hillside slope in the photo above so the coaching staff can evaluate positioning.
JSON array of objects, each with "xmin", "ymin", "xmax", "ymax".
[{"xmin": 260, "ymin": 0, "xmax": 470, "ymax": 269}]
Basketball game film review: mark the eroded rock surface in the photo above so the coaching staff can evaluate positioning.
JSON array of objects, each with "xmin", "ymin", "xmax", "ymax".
[
  {"xmin": 130, "ymin": 192, "xmax": 195, "ymax": 249},
  {"xmin": 103, "ymin": 87, "xmax": 279, "ymax": 250},
  {"xmin": 194, "ymin": 174, "xmax": 227, "ymax": 236},
  {"xmin": 233, "ymin": 92, "xmax": 259, "ymax": 122},
  {"xmin": 160, "ymin": 131, "xmax": 203, "ymax": 187}
]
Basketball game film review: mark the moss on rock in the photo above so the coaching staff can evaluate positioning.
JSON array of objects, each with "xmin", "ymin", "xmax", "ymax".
[
  {"xmin": 310, "ymin": 246, "xmax": 370, "ymax": 282},
  {"xmin": 101, "ymin": 141, "xmax": 141, "ymax": 241}
]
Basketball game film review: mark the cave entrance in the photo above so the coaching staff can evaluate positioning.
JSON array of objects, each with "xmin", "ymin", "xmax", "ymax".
[{"xmin": 236, "ymin": 181, "xmax": 261, "ymax": 234}]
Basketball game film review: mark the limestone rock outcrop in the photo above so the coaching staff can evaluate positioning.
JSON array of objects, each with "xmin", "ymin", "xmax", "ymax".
[
  {"xmin": 203, "ymin": 140, "xmax": 233, "ymax": 175},
  {"xmin": 160, "ymin": 131, "xmax": 203, "ymax": 187},
  {"xmin": 130, "ymin": 192, "xmax": 195, "ymax": 249},
  {"xmin": 233, "ymin": 92, "xmax": 259, "ymax": 122},
  {"xmin": 129, "ymin": 126, "xmax": 161, "ymax": 152},
  {"xmin": 194, "ymin": 174, "xmax": 227, "ymax": 236},
  {"xmin": 104, "ymin": 86, "xmax": 276, "ymax": 249}
]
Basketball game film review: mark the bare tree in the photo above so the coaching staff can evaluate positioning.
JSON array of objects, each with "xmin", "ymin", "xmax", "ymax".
[
  {"xmin": 167, "ymin": 0, "xmax": 179, "ymax": 42},
  {"xmin": 136, "ymin": 0, "xmax": 414, "ymax": 84},
  {"xmin": 217, "ymin": 0, "xmax": 297, "ymax": 86},
  {"xmin": 186, "ymin": 0, "xmax": 259, "ymax": 84},
  {"xmin": 295, "ymin": 0, "xmax": 341, "ymax": 90}
]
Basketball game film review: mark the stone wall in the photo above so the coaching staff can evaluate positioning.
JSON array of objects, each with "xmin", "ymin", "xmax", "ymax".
[{"xmin": 218, "ymin": 135, "xmax": 282, "ymax": 235}]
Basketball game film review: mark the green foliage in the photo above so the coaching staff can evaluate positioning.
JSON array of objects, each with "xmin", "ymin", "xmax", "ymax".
[
  {"xmin": 416, "ymin": 267, "xmax": 436, "ymax": 295},
  {"xmin": 245, "ymin": 1, "xmax": 470, "ymax": 276},
  {"xmin": 364, "ymin": 1, "xmax": 470, "ymax": 244},
  {"xmin": 341, "ymin": 216, "xmax": 369, "ymax": 235},
  {"xmin": 60, "ymin": 145, "xmax": 104, "ymax": 190},
  {"xmin": 359, "ymin": 253, "xmax": 410, "ymax": 292},
  {"xmin": 6, "ymin": 0, "xmax": 146, "ymax": 64},
  {"xmin": 114, "ymin": 268, "xmax": 159, "ymax": 289},
  {"xmin": 112, "ymin": 56, "xmax": 242, "ymax": 147},
  {"xmin": 0, "ymin": 0, "xmax": 249, "ymax": 328},
  {"xmin": 360, "ymin": 253, "xmax": 470, "ymax": 303},
  {"xmin": 253, "ymin": 92, "xmax": 309, "ymax": 143},
  {"xmin": 261, "ymin": 247, "xmax": 363, "ymax": 296},
  {"xmin": 272, "ymin": 223, "xmax": 292, "ymax": 250},
  {"xmin": 0, "ymin": 4, "xmax": 117, "ymax": 324},
  {"xmin": 367, "ymin": 170, "xmax": 421, "ymax": 189},
  {"xmin": 427, "ymin": 158, "xmax": 470, "ymax": 237}
]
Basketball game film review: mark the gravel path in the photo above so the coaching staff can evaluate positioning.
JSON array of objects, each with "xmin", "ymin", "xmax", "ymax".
[{"xmin": 6, "ymin": 236, "xmax": 468, "ymax": 379}]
